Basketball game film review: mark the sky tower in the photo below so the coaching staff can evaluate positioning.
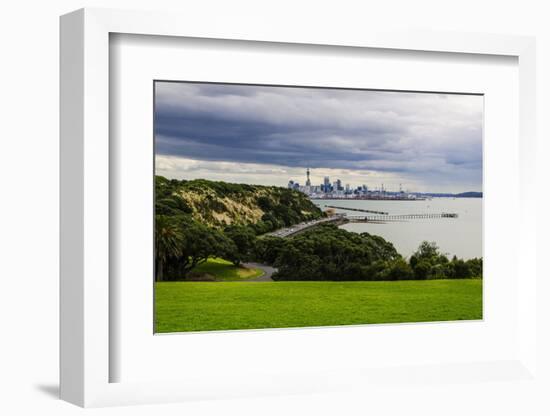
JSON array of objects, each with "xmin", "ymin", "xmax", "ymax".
[{"xmin": 306, "ymin": 167, "xmax": 311, "ymax": 187}]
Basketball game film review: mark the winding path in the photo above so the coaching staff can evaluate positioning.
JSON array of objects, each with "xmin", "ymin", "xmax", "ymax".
[{"xmin": 243, "ymin": 262, "xmax": 277, "ymax": 281}]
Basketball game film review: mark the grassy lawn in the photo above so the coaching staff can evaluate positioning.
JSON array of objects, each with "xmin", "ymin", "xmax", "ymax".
[
  {"xmin": 192, "ymin": 258, "xmax": 264, "ymax": 281},
  {"xmin": 155, "ymin": 279, "xmax": 482, "ymax": 333}
]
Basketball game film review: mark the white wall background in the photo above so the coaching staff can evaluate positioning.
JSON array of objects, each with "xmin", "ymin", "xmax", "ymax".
[{"xmin": 0, "ymin": 1, "xmax": 548, "ymax": 415}]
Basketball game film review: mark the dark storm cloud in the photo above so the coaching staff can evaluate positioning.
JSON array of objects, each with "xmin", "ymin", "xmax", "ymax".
[
  {"xmin": 155, "ymin": 113, "xmax": 392, "ymax": 168},
  {"xmin": 154, "ymin": 82, "xmax": 483, "ymax": 190}
]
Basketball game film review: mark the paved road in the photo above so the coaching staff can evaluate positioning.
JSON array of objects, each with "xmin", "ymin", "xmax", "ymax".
[
  {"xmin": 267, "ymin": 215, "xmax": 346, "ymax": 238},
  {"xmin": 243, "ymin": 263, "xmax": 277, "ymax": 281}
]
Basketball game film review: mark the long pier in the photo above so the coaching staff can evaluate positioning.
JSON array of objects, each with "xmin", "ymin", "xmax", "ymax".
[
  {"xmin": 266, "ymin": 212, "xmax": 458, "ymax": 238},
  {"xmin": 325, "ymin": 205, "xmax": 389, "ymax": 215},
  {"xmin": 347, "ymin": 213, "xmax": 458, "ymax": 222}
]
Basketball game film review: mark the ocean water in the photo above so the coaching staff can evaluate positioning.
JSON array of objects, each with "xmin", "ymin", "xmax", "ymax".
[{"xmin": 313, "ymin": 198, "xmax": 482, "ymax": 259}]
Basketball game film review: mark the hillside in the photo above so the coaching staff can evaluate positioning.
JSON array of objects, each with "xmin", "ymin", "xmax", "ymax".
[
  {"xmin": 455, "ymin": 192, "xmax": 483, "ymax": 198},
  {"xmin": 419, "ymin": 191, "xmax": 483, "ymax": 198},
  {"xmin": 155, "ymin": 175, "xmax": 324, "ymax": 232}
]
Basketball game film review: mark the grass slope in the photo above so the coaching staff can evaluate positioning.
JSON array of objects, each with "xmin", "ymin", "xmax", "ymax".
[
  {"xmin": 193, "ymin": 258, "xmax": 264, "ymax": 281},
  {"xmin": 155, "ymin": 279, "xmax": 482, "ymax": 333}
]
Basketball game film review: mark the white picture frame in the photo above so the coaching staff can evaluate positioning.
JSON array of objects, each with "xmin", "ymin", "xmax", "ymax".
[{"xmin": 60, "ymin": 8, "xmax": 538, "ymax": 408}]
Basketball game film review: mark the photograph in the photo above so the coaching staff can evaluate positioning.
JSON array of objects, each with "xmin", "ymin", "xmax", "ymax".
[{"xmin": 153, "ymin": 81, "xmax": 483, "ymax": 333}]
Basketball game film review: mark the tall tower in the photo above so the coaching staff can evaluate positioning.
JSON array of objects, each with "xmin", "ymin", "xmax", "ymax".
[
  {"xmin": 324, "ymin": 176, "xmax": 331, "ymax": 193},
  {"xmin": 306, "ymin": 167, "xmax": 311, "ymax": 187}
]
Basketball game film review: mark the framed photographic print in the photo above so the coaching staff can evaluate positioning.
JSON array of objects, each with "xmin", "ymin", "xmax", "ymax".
[
  {"xmin": 60, "ymin": 8, "xmax": 539, "ymax": 408},
  {"xmin": 152, "ymin": 81, "xmax": 484, "ymax": 334}
]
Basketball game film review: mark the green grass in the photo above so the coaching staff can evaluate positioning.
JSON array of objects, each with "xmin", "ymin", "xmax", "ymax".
[
  {"xmin": 192, "ymin": 258, "xmax": 264, "ymax": 281},
  {"xmin": 155, "ymin": 279, "xmax": 482, "ymax": 333}
]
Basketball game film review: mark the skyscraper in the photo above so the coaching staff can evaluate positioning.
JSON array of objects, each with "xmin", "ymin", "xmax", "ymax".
[
  {"xmin": 324, "ymin": 176, "xmax": 331, "ymax": 193},
  {"xmin": 306, "ymin": 167, "xmax": 311, "ymax": 187}
]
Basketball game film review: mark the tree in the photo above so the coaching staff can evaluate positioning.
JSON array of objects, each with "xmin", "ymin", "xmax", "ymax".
[
  {"xmin": 261, "ymin": 212, "xmax": 282, "ymax": 230},
  {"xmin": 386, "ymin": 259, "xmax": 414, "ymax": 281},
  {"xmin": 413, "ymin": 259, "xmax": 431, "ymax": 280},
  {"xmin": 178, "ymin": 221, "xmax": 231, "ymax": 276},
  {"xmin": 409, "ymin": 254, "xmax": 419, "ymax": 269},
  {"xmin": 257, "ymin": 196, "xmax": 273, "ymax": 211},
  {"xmin": 273, "ymin": 247, "xmax": 322, "ymax": 281},
  {"xmin": 464, "ymin": 258, "xmax": 482, "ymax": 278},
  {"xmin": 253, "ymin": 236, "xmax": 286, "ymax": 265},
  {"xmin": 161, "ymin": 219, "xmax": 236, "ymax": 280},
  {"xmin": 155, "ymin": 215, "xmax": 183, "ymax": 281},
  {"xmin": 414, "ymin": 241, "xmax": 440, "ymax": 261},
  {"xmin": 450, "ymin": 259, "xmax": 472, "ymax": 279},
  {"xmin": 430, "ymin": 263, "xmax": 449, "ymax": 279},
  {"xmin": 268, "ymin": 224, "xmax": 402, "ymax": 281},
  {"xmin": 224, "ymin": 225, "xmax": 257, "ymax": 265}
]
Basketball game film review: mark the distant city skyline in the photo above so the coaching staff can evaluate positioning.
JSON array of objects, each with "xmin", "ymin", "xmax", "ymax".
[
  {"xmin": 288, "ymin": 168, "xmax": 392, "ymax": 192},
  {"xmin": 155, "ymin": 82, "xmax": 483, "ymax": 193}
]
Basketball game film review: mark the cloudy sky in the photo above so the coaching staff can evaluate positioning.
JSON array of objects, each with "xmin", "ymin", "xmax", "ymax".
[{"xmin": 154, "ymin": 82, "xmax": 483, "ymax": 193}]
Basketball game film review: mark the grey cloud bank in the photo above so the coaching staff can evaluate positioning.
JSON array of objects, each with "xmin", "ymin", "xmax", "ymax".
[{"xmin": 154, "ymin": 82, "xmax": 483, "ymax": 193}]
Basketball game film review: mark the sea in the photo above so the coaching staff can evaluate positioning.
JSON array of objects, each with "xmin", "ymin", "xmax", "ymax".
[{"xmin": 313, "ymin": 198, "xmax": 482, "ymax": 260}]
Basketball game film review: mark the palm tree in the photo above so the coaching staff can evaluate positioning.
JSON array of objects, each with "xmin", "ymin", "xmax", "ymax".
[{"xmin": 155, "ymin": 215, "xmax": 183, "ymax": 281}]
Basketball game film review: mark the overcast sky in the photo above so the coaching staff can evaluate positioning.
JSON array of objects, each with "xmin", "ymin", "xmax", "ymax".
[{"xmin": 154, "ymin": 82, "xmax": 483, "ymax": 193}]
